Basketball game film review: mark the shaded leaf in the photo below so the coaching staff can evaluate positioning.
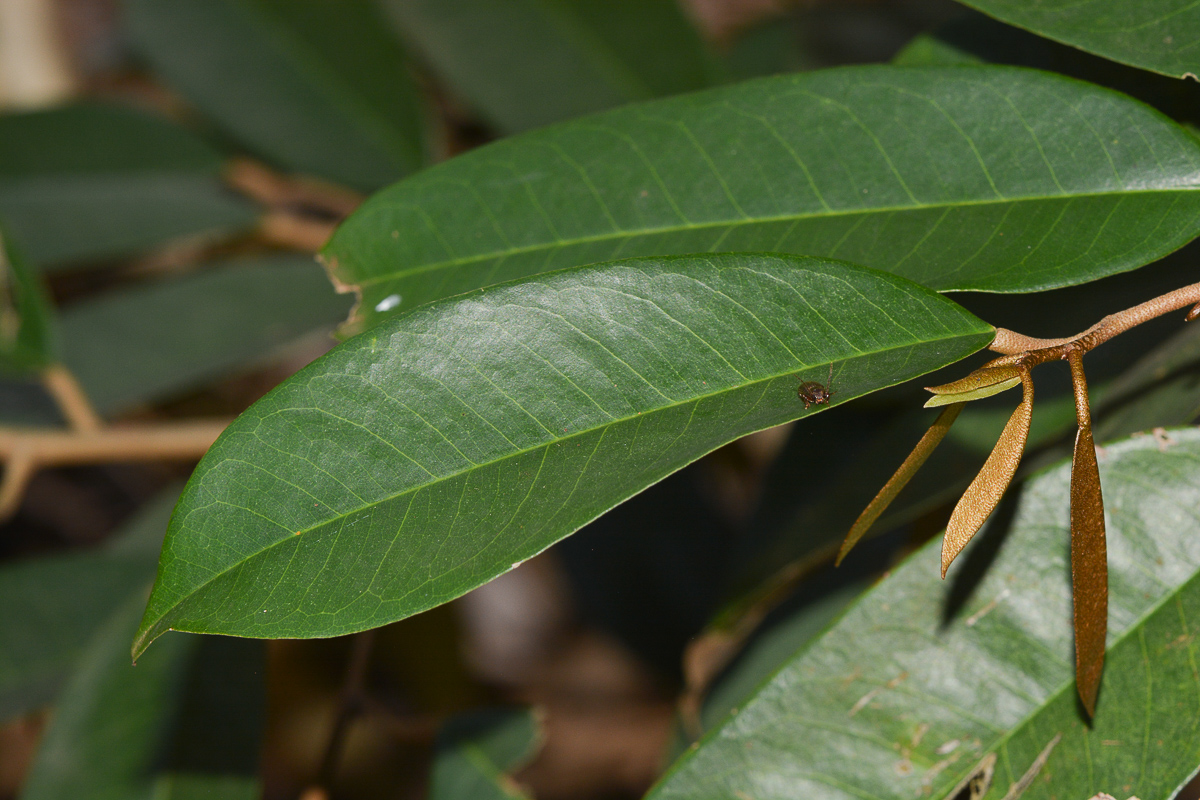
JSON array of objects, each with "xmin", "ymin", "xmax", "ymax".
[
  {"xmin": 19, "ymin": 595, "xmax": 263, "ymax": 800},
  {"xmin": 955, "ymin": 0, "xmax": 1200, "ymax": 80},
  {"xmin": 325, "ymin": 65, "xmax": 1200, "ymax": 333},
  {"xmin": 0, "ymin": 488, "xmax": 177, "ymax": 720},
  {"xmin": 0, "ymin": 229, "xmax": 57, "ymax": 374},
  {"xmin": 430, "ymin": 708, "xmax": 541, "ymax": 800},
  {"xmin": 378, "ymin": 0, "xmax": 720, "ymax": 134},
  {"xmin": 133, "ymin": 253, "xmax": 993, "ymax": 655},
  {"xmin": 126, "ymin": 0, "xmax": 427, "ymax": 192},
  {"xmin": 650, "ymin": 429, "xmax": 1200, "ymax": 800},
  {"xmin": 0, "ymin": 103, "xmax": 256, "ymax": 267},
  {"xmin": 59, "ymin": 255, "xmax": 352, "ymax": 415}
]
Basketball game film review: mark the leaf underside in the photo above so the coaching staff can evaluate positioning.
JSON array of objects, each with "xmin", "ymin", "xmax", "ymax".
[
  {"xmin": 134, "ymin": 253, "xmax": 992, "ymax": 656},
  {"xmin": 324, "ymin": 64, "xmax": 1200, "ymax": 333}
]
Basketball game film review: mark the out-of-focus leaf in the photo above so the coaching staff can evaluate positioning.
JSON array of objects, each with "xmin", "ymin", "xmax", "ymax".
[
  {"xmin": 955, "ymin": 0, "xmax": 1200, "ymax": 80},
  {"xmin": 19, "ymin": 595, "xmax": 263, "ymax": 800},
  {"xmin": 0, "ymin": 488, "xmax": 177, "ymax": 720},
  {"xmin": 892, "ymin": 34, "xmax": 983, "ymax": 66},
  {"xmin": 650, "ymin": 429, "xmax": 1200, "ymax": 800},
  {"xmin": 126, "ymin": 0, "xmax": 427, "ymax": 192},
  {"xmin": 430, "ymin": 708, "xmax": 541, "ymax": 800},
  {"xmin": 378, "ymin": 0, "xmax": 721, "ymax": 134},
  {"xmin": 0, "ymin": 229, "xmax": 57, "ymax": 374},
  {"xmin": 0, "ymin": 377, "xmax": 60, "ymax": 427},
  {"xmin": 325, "ymin": 65, "xmax": 1200, "ymax": 333},
  {"xmin": 59, "ymin": 255, "xmax": 352, "ymax": 415},
  {"xmin": 132, "ymin": 254, "xmax": 992, "ymax": 655},
  {"xmin": 0, "ymin": 103, "xmax": 256, "ymax": 267}
]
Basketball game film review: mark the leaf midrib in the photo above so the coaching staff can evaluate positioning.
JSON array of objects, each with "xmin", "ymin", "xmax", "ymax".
[
  {"xmin": 149, "ymin": 327, "xmax": 990, "ymax": 635},
  {"xmin": 349, "ymin": 187, "xmax": 1200, "ymax": 288}
]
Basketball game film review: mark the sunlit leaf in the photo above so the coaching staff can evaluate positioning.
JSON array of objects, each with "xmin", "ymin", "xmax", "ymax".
[
  {"xmin": 325, "ymin": 65, "xmax": 1200, "ymax": 333},
  {"xmin": 133, "ymin": 254, "xmax": 993, "ymax": 655}
]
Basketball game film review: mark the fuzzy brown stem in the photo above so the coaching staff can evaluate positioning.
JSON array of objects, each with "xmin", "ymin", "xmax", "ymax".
[
  {"xmin": 0, "ymin": 419, "xmax": 230, "ymax": 465},
  {"xmin": 41, "ymin": 364, "xmax": 102, "ymax": 433}
]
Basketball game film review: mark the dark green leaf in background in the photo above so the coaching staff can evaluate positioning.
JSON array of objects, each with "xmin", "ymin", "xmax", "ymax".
[
  {"xmin": 954, "ymin": 0, "xmax": 1200, "ymax": 80},
  {"xmin": 19, "ymin": 594, "xmax": 263, "ymax": 800},
  {"xmin": 0, "ymin": 229, "xmax": 58, "ymax": 374},
  {"xmin": 377, "ymin": 0, "xmax": 721, "ymax": 135},
  {"xmin": 0, "ymin": 489, "xmax": 177, "ymax": 721},
  {"xmin": 325, "ymin": 65, "xmax": 1200, "ymax": 333},
  {"xmin": 60, "ymin": 255, "xmax": 352, "ymax": 415},
  {"xmin": 650, "ymin": 429, "xmax": 1200, "ymax": 800},
  {"xmin": 0, "ymin": 103, "xmax": 256, "ymax": 267},
  {"xmin": 430, "ymin": 708, "xmax": 541, "ymax": 800},
  {"xmin": 126, "ymin": 0, "xmax": 428, "ymax": 192},
  {"xmin": 133, "ymin": 254, "xmax": 992, "ymax": 655}
]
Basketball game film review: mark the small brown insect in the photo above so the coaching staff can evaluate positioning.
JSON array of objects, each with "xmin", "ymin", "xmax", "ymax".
[{"xmin": 796, "ymin": 363, "xmax": 835, "ymax": 409}]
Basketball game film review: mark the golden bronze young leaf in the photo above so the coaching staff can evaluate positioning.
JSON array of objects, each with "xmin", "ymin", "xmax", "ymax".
[
  {"xmin": 1068, "ymin": 350, "xmax": 1107, "ymax": 716},
  {"xmin": 941, "ymin": 370, "xmax": 1033, "ymax": 577}
]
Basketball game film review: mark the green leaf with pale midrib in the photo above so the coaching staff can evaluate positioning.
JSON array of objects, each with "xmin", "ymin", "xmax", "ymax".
[
  {"xmin": 650, "ymin": 429, "xmax": 1200, "ymax": 800},
  {"xmin": 954, "ymin": 0, "xmax": 1200, "ymax": 80},
  {"xmin": 325, "ymin": 64, "xmax": 1200, "ymax": 333},
  {"xmin": 134, "ymin": 254, "xmax": 992, "ymax": 656}
]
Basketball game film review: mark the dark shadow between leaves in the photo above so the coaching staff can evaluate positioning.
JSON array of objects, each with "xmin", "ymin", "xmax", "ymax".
[{"xmin": 940, "ymin": 483, "xmax": 1024, "ymax": 629}]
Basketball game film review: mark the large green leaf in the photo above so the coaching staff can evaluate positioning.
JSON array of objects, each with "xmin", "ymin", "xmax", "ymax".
[
  {"xmin": 59, "ymin": 255, "xmax": 352, "ymax": 415},
  {"xmin": 0, "ymin": 228, "xmax": 57, "ymax": 374},
  {"xmin": 430, "ymin": 708, "xmax": 541, "ymax": 800},
  {"xmin": 0, "ymin": 103, "xmax": 256, "ymax": 267},
  {"xmin": 19, "ymin": 596, "xmax": 263, "ymax": 800},
  {"xmin": 377, "ymin": 0, "xmax": 720, "ymax": 135},
  {"xmin": 125, "ymin": 0, "xmax": 427, "ymax": 192},
  {"xmin": 955, "ymin": 0, "xmax": 1200, "ymax": 80},
  {"xmin": 324, "ymin": 65, "xmax": 1200, "ymax": 334},
  {"xmin": 650, "ymin": 429, "xmax": 1200, "ymax": 800},
  {"xmin": 133, "ymin": 254, "xmax": 992, "ymax": 655},
  {"xmin": 0, "ymin": 488, "xmax": 177, "ymax": 720}
]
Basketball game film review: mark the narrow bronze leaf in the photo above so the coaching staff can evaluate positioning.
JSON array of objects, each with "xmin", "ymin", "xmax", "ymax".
[
  {"xmin": 1068, "ymin": 349, "xmax": 1107, "ymax": 717},
  {"xmin": 924, "ymin": 365, "xmax": 1023, "ymax": 407},
  {"xmin": 941, "ymin": 370, "xmax": 1033, "ymax": 577},
  {"xmin": 837, "ymin": 403, "xmax": 965, "ymax": 565}
]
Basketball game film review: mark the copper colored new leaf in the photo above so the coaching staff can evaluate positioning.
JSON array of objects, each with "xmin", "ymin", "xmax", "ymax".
[{"xmin": 942, "ymin": 370, "xmax": 1033, "ymax": 577}]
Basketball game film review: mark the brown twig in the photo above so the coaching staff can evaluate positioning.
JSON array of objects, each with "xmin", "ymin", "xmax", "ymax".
[
  {"xmin": 225, "ymin": 158, "xmax": 363, "ymax": 219},
  {"xmin": 0, "ymin": 419, "xmax": 229, "ymax": 520},
  {"xmin": 258, "ymin": 211, "xmax": 340, "ymax": 253},
  {"xmin": 316, "ymin": 630, "xmax": 377, "ymax": 790},
  {"xmin": 41, "ymin": 364, "xmax": 102, "ymax": 433}
]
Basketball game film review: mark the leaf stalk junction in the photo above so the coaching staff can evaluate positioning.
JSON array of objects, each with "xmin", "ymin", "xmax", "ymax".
[{"xmin": 837, "ymin": 279, "xmax": 1200, "ymax": 716}]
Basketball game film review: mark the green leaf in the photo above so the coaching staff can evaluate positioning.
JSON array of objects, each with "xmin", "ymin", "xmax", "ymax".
[
  {"xmin": 649, "ymin": 429, "xmax": 1200, "ymax": 800},
  {"xmin": 377, "ymin": 0, "xmax": 720, "ymax": 134},
  {"xmin": 59, "ymin": 255, "xmax": 352, "ymax": 415},
  {"xmin": 0, "ymin": 228, "xmax": 57, "ymax": 374},
  {"xmin": 430, "ymin": 708, "xmax": 541, "ymax": 800},
  {"xmin": 954, "ymin": 0, "xmax": 1200, "ymax": 80},
  {"xmin": 133, "ymin": 254, "xmax": 993, "ymax": 655},
  {"xmin": 0, "ymin": 488, "xmax": 177, "ymax": 720},
  {"xmin": 126, "ymin": 0, "xmax": 428, "ymax": 192},
  {"xmin": 324, "ymin": 65, "xmax": 1200, "ymax": 334},
  {"xmin": 0, "ymin": 103, "xmax": 256, "ymax": 267},
  {"xmin": 19, "ymin": 596, "xmax": 263, "ymax": 800},
  {"xmin": 892, "ymin": 34, "xmax": 984, "ymax": 66}
]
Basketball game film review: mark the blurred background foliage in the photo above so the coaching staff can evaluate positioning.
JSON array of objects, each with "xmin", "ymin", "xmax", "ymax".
[{"xmin": 2, "ymin": 1, "xmax": 1199, "ymax": 799}]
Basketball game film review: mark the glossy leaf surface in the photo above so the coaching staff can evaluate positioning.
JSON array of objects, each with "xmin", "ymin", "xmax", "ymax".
[
  {"xmin": 956, "ymin": 0, "xmax": 1200, "ymax": 80},
  {"xmin": 651, "ymin": 429, "xmax": 1200, "ymax": 800},
  {"xmin": 430, "ymin": 708, "xmax": 540, "ymax": 800},
  {"xmin": 126, "ymin": 0, "xmax": 426, "ymax": 191},
  {"xmin": 0, "ymin": 230, "xmax": 57, "ymax": 374},
  {"xmin": 0, "ymin": 489, "xmax": 176, "ymax": 720},
  {"xmin": 20, "ymin": 597, "xmax": 263, "ymax": 800},
  {"xmin": 377, "ymin": 0, "xmax": 719, "ymax": 134},
  {"xmin": 134, "ymin": 254, "xmax": 992, "ymax": 655},
  {"xmin": 325, "ymin": 65, "xmax": 1200, "ymax": 333},
  {"xmin": 60, "ymin": 256, "xmax": 352, "ymax": 415},
  {"xmin": 0, "ymin": 104, "xmax": 255, "ymax": 267}
]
